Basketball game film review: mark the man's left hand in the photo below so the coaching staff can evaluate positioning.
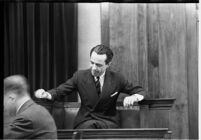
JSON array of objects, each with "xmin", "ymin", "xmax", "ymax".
[{"xmin": 123, "ymin": 94, "xmax": 144, "ymax": 107}]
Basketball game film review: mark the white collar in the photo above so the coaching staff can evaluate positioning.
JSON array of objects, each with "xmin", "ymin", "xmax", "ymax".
[
  {"xmin": 100, "ymin": 71, "xmax": 106, "ymax": 79},
  {"xmin": 16, "ymin": 99, "xmax": 29, "ymax": 114},
  {"xmin": 95, "ymin": 71, "xmax": 106, "ymax": 80}
]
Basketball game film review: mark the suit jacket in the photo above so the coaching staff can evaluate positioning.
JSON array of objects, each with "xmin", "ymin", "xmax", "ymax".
[
  {"xmin": 48, "ymin": 69, "xmax": 145, "ymax": 128},
  {"xmin": 4, "ymin": 99, "xmax": 57, "ymax": 139}
]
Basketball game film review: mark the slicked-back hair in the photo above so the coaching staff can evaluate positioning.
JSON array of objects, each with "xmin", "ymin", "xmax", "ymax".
[
  {"xmin": 90, "ymin": 44, "xmax": 114, "ymax": 65},
  {"xmin": 4, "ymin": 75, "xmax": 30, "ymax": 96}
]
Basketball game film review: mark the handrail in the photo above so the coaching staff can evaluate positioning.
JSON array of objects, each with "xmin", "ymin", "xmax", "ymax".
[{"xmin": 35, "ymin": 98, "xmax": 175, "ymax": 110}]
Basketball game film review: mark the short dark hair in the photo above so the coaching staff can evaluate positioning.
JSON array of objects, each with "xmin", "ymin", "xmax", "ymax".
[
  {"xmin": 90, "ymin": 44, "xmax": 114, "ymax": 64},
  {"xmin": 4, "ymin": 75, "xmax": 29, "ymax": 95}
]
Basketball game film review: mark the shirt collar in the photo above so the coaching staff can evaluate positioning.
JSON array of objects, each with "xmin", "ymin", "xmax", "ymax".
[
  {"xmin": 16, "ymin": 99, "xmax": 29, "ymax": 114},
  {"xmin": 100, "ymin": 71, "xmax": 106, "ymax": 80},
  {"xmin": 95, "ymin": 70, "xmax": 106, "ymax": 81}
]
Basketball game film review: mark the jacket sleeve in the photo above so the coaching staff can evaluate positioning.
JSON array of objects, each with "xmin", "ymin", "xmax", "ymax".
[
  {"xmin": 119, "ymin": 74, "xmax": 146, "ymax": 97},
  {"xmin": 4, "ymin": 116, "xmax": 34, "ymax": 139},
  {"xmin": 47, "ymin": 71, "xmax": 78, "ymax": 100}
]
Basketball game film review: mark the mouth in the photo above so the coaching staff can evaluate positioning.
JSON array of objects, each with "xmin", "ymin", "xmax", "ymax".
[{"xmin": 91, "ymin": 70, "xmax": 99, "ymax": 76}]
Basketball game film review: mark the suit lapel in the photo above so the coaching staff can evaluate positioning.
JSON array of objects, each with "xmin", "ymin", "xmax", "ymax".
[
  {"xmin": 92, "ymin": 69, "xmax": 117, "ymax": 110},
  {"xmin": 85, "ymin": 69, "xmax": 99, "ymax": 100},
  {"xmin": 84, "ymin": 69, "xmax": 115, "ymax": 109},
  {"xmin": 100, "ymin": 69, "xmax": 112, "ymax": 99}
]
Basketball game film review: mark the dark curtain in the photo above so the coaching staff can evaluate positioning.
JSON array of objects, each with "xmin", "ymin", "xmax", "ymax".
[{"xmin": 4, "ymin": 2, "xmax": 78, "ymax": 102}]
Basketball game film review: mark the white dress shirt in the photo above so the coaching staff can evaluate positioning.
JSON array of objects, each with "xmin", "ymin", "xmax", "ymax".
[{"xmin": 94, "ymin": 71, "xmax": 105, "ymax": 92}]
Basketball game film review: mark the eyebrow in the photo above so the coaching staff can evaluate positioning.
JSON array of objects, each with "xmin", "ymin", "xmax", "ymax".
[{"xmin": 90, "ymin": 61, "xmax": 103, "ymax": 66}]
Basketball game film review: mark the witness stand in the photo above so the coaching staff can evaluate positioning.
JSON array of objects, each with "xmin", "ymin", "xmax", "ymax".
[{"xmin": 35, "ymin": 97, "xmax": 175, "ymax": 139}]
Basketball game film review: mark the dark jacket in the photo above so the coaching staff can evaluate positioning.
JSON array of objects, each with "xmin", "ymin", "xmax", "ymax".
[
  {"xmin": 4, "ymin": 99, "xmax": 57, "ymax": 139},
  {"xmin": 48, "ymin": 69, "xmax": 145, "ymax": 128}
]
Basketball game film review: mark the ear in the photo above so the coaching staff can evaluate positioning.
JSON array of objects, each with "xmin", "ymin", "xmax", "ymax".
[
  {"xmin": 8, "ymin": 92, "xmax": 17, "ymax": 102},
  {"xmin": 107, "ymin": 62, "xmax": 112, "ymax": 67}
]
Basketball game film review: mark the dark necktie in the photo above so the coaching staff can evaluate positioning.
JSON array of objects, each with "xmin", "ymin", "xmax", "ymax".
[{"xmin": 95, "ymin": 77, "xmax": 101, "ymax": 95}]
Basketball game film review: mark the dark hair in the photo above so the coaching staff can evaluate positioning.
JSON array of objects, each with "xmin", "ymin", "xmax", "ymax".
[
  {"xmin": 90, "ymin": 44, "xmax": 114, "ymax": 64},
  {"xmin": 4, "ymin": 75, "xmax": 29, "ymax": 95}
]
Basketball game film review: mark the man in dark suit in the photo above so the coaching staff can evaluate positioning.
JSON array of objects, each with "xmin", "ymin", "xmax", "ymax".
[
  {"xmin": 35, "ymin": 44, "xmax": 145, "ymax": 129},
  {"xmin": 4, "ymin": 75, "xmax": 57, "ymax": 139}
]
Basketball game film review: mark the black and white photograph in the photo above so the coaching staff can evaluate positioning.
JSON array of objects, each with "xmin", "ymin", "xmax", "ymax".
[{"xmin": 3, "ymin": 1, "xmax": 199, "ymax": 139}]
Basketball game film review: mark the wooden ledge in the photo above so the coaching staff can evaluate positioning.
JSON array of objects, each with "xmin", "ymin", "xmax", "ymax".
[
  {"xmin": 57, "ymin": 128, "xmax": 172, "ymax": 139},
  {"xmin": 35, "ymin": 98, "xmax": 175, "ymax": 110},
  {"xmin": 139, "ymin": 98, "xmax": 176, "ymax": 110}
]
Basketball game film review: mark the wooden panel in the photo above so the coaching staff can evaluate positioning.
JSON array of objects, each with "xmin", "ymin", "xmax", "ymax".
[
  {"xmin": 101, "ymin": 3, "xmax": 198, "ymax": 139},
  {"xmin": 119, "ymin": 110, "xmax": 140, "ymax": 128},
  {"xmin": 140, "ymin": 105, "xmax": 149, "ymax": 128},
  {"xmin": 109, "ymin": 3, "xmax": 139, "ymax": 85},
  {"xmin": 145, "ymin": 4, "xmax": 171, "ymax": 134},
  {"xmin": 137, "ymin": 4, "xmax": 148, "ymax": 94},
  {"xmin": 158, "ymin": 4, "xmax": 189, "ymax": 139},
  {"xmin": 185, "ymin": 4, "xmax": 198, "ymax": 139},
  {"xmin": 147, "ymin": 4, "xmax": 160, "ymax": 98},
  {"xmin": 35, "ymin": 99, "xmax": 175, "ymax": 129},
  {"xmin": 142, "ymin": 110, "xmax": 170, "ymax": 128},
  {"xmin": 140, "ymin": 99, "xmax": 174, "ymax": 128}
]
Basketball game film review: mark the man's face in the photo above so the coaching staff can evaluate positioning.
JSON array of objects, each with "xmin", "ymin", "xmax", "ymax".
[
  {"xmin": 90, "ymin": 51, "xmax": 110, "ymax": 77},
  {"xmin": 4, "ymin": 91, "xmax": 17, "ymax": 116}
]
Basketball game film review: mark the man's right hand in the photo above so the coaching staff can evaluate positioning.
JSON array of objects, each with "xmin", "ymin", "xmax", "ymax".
[{"xmin": 34, "ymin": 89, "xmax": 52, "ymax": 100}]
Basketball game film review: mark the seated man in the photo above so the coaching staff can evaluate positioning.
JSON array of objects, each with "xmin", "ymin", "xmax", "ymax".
[
  {"xmin": 4, "ymin": 75, "xmax": 57, "ymax": 139},
  {"xmin": 35, "ymin": 44, "xmax": 145, "ymax": 129}
]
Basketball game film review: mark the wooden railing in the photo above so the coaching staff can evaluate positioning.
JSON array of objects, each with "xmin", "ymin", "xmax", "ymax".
[
  {"xmin": 35, "ymin": 98, "xmax": 175, "ymax": 139},
  {"xmin": 57, "ymin": 128, "xmax": 172, "ymax": 139},
  {"xmin": 117, "ymin": 98, "xmax": 176, "ymax": 110},
  {"xmin": 35, "ymin": 98, "xmax": 175, "ymax": 110}
]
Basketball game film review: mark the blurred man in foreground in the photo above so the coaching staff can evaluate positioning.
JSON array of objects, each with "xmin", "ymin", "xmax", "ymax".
[{"xmin": 4, "ymin": 75, "xmax": 57, "ymax": 139}]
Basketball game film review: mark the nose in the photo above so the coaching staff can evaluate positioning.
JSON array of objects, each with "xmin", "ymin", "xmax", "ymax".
[{"xmin": 92, "ymin": 63, "xmax": 97, "ymax": 70}]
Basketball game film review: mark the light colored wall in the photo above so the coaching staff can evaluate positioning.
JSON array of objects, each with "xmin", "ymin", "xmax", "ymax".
[{"xmin": 78, "ymin": 3, "xmax": 101, "ymax": 70}]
